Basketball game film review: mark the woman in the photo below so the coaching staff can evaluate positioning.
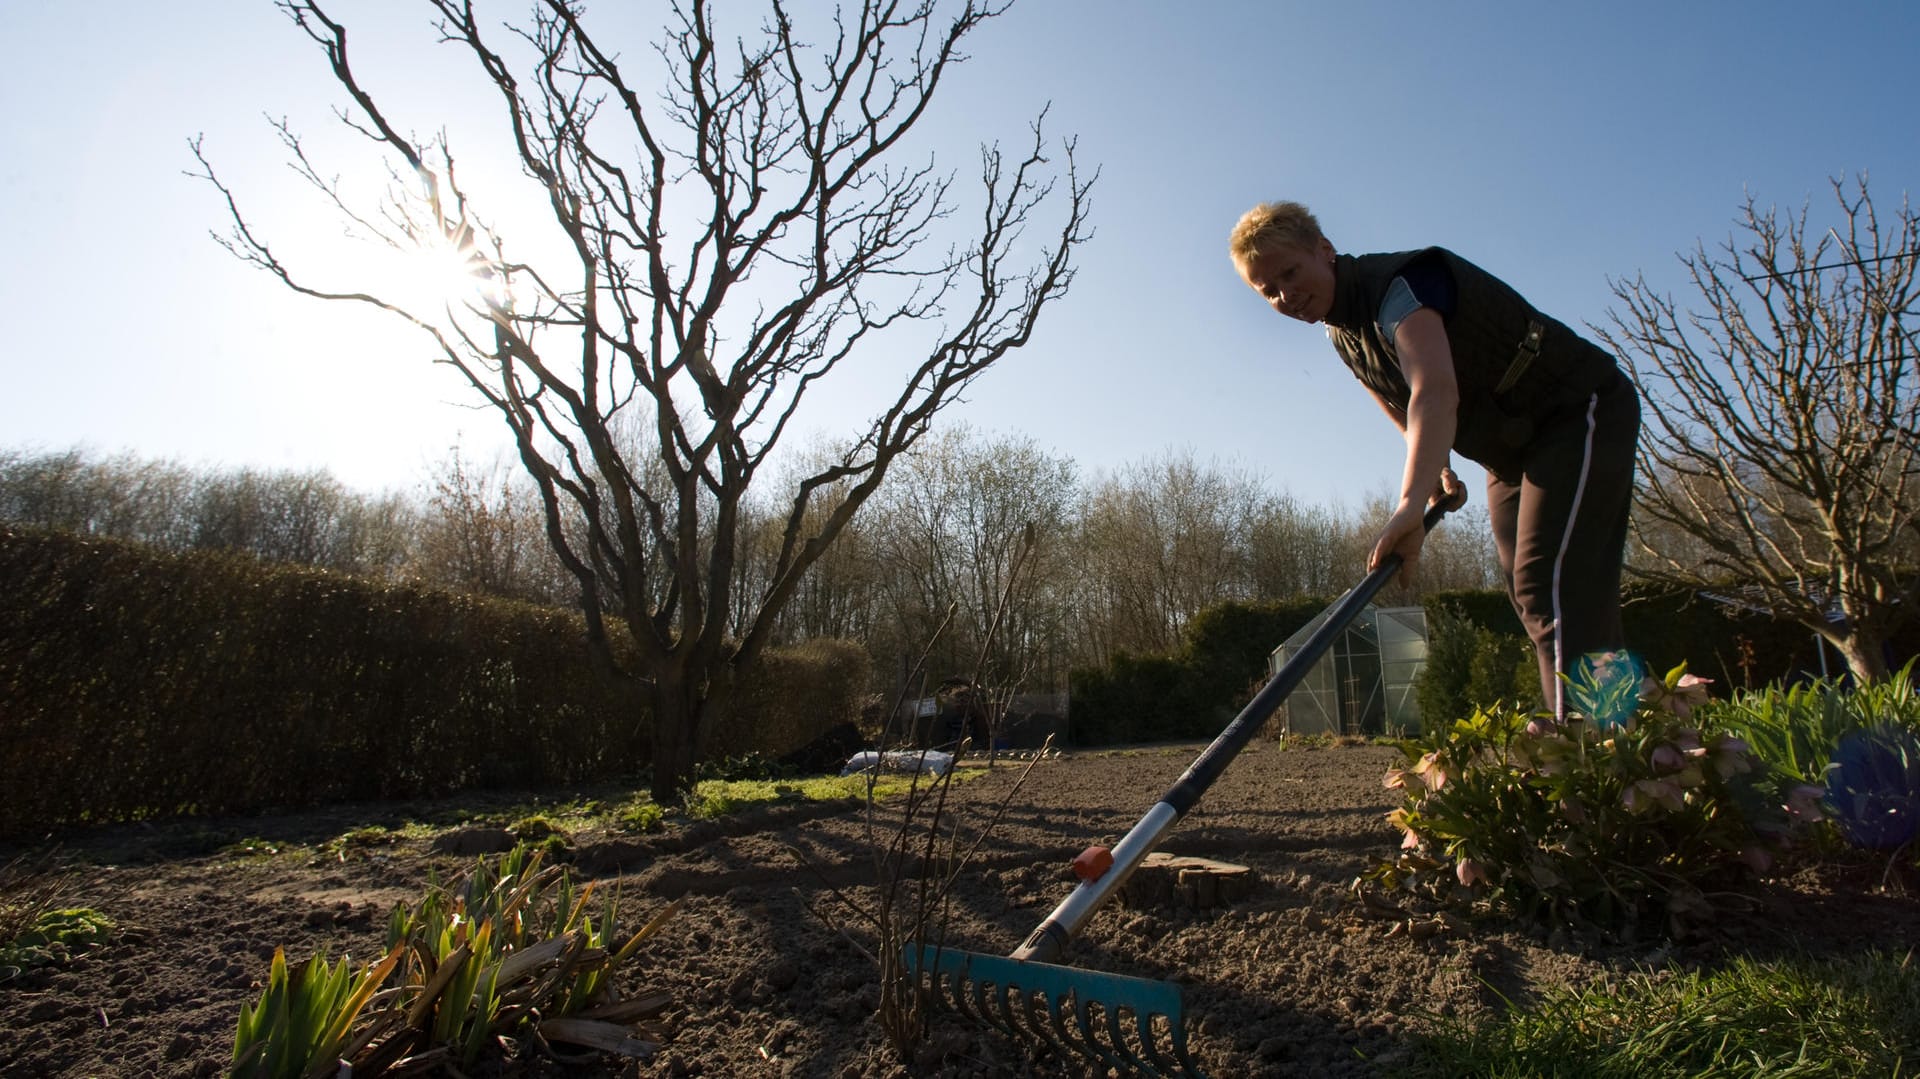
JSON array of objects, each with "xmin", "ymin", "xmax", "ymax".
[{"xmin": 1229, "ymin": 201, "xmax": 1640, "ymax": 720}]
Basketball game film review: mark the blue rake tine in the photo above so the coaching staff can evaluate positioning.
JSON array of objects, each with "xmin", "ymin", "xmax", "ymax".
[
  {"xmin": 907, "ymin": 945, "xmax": 1205, "ymax": 1077},
  {"xmin": 1075, "ymin": 994, "xmax": 1160, "ymax": 1076},
  {"xmin": 1014, "ymin": 980, "xmax": 1079, "ymax": 1061},
  {"xmin": 972, "ymin": 974, "xmax": 1018, "ymax": 1040},
  {"xmin": 1029, "ymin": 980, "xmax": 1086, "ymax": 1062},
  {"xmin": 954, "ymin": 965, "xmax": 1010, "ymax": 1039},
  {"xmin": 1146, "ymin": 1008, "xmax": 1203, "ymax": 1076}
]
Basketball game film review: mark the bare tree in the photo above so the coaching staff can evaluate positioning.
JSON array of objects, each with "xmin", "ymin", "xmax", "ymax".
[
  {"xmin": 1067, "ymin": 450, "xmax": 1268, "ymax": 659},
  {"xmin": 730, "ymin": 439, "xmax": 885, "ymax": 646},
  {"xmin": 197, "ymin": 0, "xmax": 1092, "ymax": 798},
  {"xmin": 1596, "ymin": 175, "xmax": 1920, "ymax": 681},
  {"xmin": 863, "ymin": 425, "xmax": 1076, "ymax": 693},
  {"xmin": 411, "ymin": 444, "xmax": 571, "ymax": 604}
]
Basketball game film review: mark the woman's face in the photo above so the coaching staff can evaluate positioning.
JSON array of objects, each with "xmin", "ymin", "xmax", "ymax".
[{"xmin": 1236, "ymin": 237, "xmax": 1337, "ymax": 323}]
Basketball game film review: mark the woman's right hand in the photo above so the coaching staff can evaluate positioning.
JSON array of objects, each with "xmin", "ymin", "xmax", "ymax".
[{"xmin": 1429, "ymin": 465, "xmax": 1468, "ymax": 513}]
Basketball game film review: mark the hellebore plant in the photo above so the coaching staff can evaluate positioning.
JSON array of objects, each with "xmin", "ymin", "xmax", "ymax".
[{"xmin": 1370, "ymin": 661, "xmax": 1823, "ymax": 937}]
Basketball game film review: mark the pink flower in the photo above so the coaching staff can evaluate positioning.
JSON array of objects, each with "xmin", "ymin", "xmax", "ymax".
[
  {"xmin": 1675, "ymin": 673, "xmax": 1712, "ymax": 703},
  {"xmin": 1386, "ymin": 807, "xmax": 1420, "ymax": 848},
  {"xmin": 1528, "ymin": 733, "xmax": 1577, "ymax": 777},
  {"xmin": 1740, "ymin": 845, "xmax": 1774, "ymax": 874},
  {"xmin": 1638, "ymin": 675, "xmax": 1664, "ymax": 704},
  {"xmin": 1411, "ymin": 752, "xmax": 1448, "ymax": 791},
  {"xmin": 1640, "ymin": 671, "xmax": 1714, "ymax": 719},
  {"xmin": 1650, "ymin": 744, "xmax": 1686, "ymax": 773},
  {"xmin": 1456, "ymin": 858, "xmax": 1487, "ymax": 887},
  {"xmin": 1383, "ymin": 768, "xmax": 1410, "ymax": 791},
  {"xmin": 1785, "ymin": 784, "xmax": 1828, "ymax": 821},
  {"xmin": 1651, "ymin": 780, "xmax": 1687, "ymax": 812},
  {"xmin": 1708, "ymin": 734, "xmax": 1755, "ymax": 779},
  {"xmin": 1585, "ymin": 650, "xmax": 1627, "ymax": 685},
  {"xmin": 1623, "ymin": 778, "xmax": 1685, "ymax": 815}
]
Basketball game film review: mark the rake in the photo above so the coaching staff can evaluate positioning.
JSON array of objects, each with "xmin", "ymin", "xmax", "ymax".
[{"xmin": 907, "ymin": 498, "xmax": 1460, "ymax": 1076}]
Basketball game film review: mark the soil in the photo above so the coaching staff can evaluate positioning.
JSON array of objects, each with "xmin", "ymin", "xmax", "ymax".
[{"xmin": 4, "ymin": 742, "xmax": 1916, "ymax": 1078}]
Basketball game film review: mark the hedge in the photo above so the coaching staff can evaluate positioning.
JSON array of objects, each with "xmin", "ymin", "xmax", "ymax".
[
  {"xmin": 705, "ymin": 637, "xmax": 873, "ymax": 761},
  {"xmin": 1068, "ymin": 597, "xmax": 1330, "ymax": 745},
  {"xmin": 1069, "ymin": 580, "xmax": 1920, "ymax": 749},
  {"xmin": 0, "ymin": 525, "xmax": 870, "ymax": 837},
  {"xmin": 1423, "ymin": 581, "xmax": 1920, "ymax": 693}
]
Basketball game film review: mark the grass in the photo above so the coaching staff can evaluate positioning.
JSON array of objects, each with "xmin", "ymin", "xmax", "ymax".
[
  {"xmin": 162, "ymin": 767, "xmax": 954, "ymax": 859},
  {"xmin": 1276, "ymin": 731, "xmax": 1367, "ymax": 749},
  {"xmin": 1411, "ymin": 949, "xmax": 1920, "ymax": 1078},
  {"xmin": 685, "ymin": 773, "xmax": 948, "ymax": 820}
]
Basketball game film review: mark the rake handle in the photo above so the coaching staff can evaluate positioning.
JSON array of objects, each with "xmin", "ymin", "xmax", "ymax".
[{"xmin": 1012, "ymin": 498, "xmax": 1458, "ymax": 962}]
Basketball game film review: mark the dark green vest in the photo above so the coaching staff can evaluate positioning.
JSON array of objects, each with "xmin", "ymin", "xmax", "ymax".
[{"xmin": 1323, "ymin": 248, "xmax": 1620, "ymax": 477}]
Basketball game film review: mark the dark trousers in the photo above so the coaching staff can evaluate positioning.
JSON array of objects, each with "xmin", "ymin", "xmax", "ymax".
[{"xmin": 1486, "ymin": 372, "xmax": 1641, "ymax": 719}]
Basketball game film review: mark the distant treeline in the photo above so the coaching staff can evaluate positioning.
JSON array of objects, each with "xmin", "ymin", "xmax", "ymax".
[
  {"xmin": 5, "ymin": 441, "xmax": 1881, "ymax": 801},
  {"xmin": 0, "ymin": 435, "xmax": 1506, "ymax": 699}
]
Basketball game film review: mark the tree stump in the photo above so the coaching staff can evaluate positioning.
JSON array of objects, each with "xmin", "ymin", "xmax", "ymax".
[{"xmin": 1119, "ymin": 853, "xmax": 1255, "ymax": 911}]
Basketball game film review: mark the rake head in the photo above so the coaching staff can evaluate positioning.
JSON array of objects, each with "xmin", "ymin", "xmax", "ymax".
[{"xmin": 907, "ymin": 944, "xmax": 1204, "ymax": 1077}]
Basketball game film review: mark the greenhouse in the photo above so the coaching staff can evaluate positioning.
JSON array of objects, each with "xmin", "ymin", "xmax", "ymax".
[{"xmin": 1269, "ymin": 604, "xmax": 1429, "ymax": 737}]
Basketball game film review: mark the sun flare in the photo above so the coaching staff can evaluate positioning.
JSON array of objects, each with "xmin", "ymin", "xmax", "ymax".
[{"xmin": 403, "ymin": 235, "xmax": 504, "ymax": 314}]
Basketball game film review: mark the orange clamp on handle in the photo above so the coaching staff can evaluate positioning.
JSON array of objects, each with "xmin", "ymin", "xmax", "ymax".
[{"xmin": 1071, "ymin": 845, "xmax": 1114, "ymax": 881}]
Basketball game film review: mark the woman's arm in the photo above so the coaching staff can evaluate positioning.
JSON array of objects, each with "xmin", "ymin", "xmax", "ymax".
[
  {"xmin": 1367, "ymin": 386, "xmax": 1409, "ymax": 432},
  {"xmin": 1368, "ymin": 307, "xmax": 1463, "ymax": 583}
]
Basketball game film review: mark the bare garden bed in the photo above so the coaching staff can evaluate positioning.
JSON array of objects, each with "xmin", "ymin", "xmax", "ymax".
[{"xmin": 4, "ymin": 742, "xmax": 1915, "ymax": 1077}]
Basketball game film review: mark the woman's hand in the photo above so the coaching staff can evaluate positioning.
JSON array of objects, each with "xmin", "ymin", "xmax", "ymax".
[
  {"xmin": 1368, "ymin": 499, "xmax": 1432, "ymax": 585},
  {"xmin": 1430, "ymin": 465, "xmax": 1467, "ymax": 512},
  {"xmin": 1371, "ymin": 468, "xmax": 1468, "ymax": 586}
]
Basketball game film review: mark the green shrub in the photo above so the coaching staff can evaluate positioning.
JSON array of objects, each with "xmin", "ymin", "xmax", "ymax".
[
  {"xmin": 0, "ymin": 907, "xmax": 113, "ymax": 981},
  {"xmin": 1421, "ymin": 582, "xmax": 1915, "ymax": 692},
  {"xmin": 1068, "ymin": 652, "xmax": 1198, "ymax": 745},
  {"xmin": 231, "ymin": 946, "xmax": 399, "ymax": 1079},
  {"xmin": 615, "ymin": 801, "xmax": 665, "ymax": 834},
  {"xmin": 1702, "ymin": 663, "xmax": 1920, "ymax": 856},
  {"xmin": 1416, "ymin": 603, "xmax": 1539, "ymax": 728},
  {"xmin": 1706, "ymin": 661, "xmax": 1920, "ymax": 784},
  {"xmin": 1371, "ymin": 663, "xmax": 1820, "ymax": 936},
  {"xmin": 1181, "ymin": 597, "xmax": 1328, "ymax": 694},
  {"xmin": 0, "ymin": 526, "xmax": 882, "ymax": 836},
  {"xmin": 1415, "ymin": 604, "xmax": 1479, "ymax": 727}
]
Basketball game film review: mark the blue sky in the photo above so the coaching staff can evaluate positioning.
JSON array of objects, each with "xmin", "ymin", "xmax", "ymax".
[{"xmin": 3, "ymin": 2, "xmax": 1915, "ymax": 510}]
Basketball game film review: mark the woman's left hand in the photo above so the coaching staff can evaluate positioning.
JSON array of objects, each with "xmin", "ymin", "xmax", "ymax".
[{"xmin": 1430, "ymin": 466, "xmax": 1467, "ymax": 512}]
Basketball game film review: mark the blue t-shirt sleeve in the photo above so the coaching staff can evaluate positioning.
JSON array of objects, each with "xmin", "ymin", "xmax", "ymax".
[{"xmin": 1377, "ymin": 252, "xmax": 1457, "ymax": 341}]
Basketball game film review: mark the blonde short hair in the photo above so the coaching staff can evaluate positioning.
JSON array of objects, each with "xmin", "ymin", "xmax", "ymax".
[{"xmin": 1229, "ymin": 201, "xmax": 1325, "ymax": 265}]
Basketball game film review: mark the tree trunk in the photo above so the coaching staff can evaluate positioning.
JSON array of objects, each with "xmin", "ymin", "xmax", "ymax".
[
  {"xmin": 1836, "ymin": 629, "xmax": 1891, "ymax": 684},
  {"xmin": 649, "ymin": 675, "xmax": 702, "ymax": 805}
]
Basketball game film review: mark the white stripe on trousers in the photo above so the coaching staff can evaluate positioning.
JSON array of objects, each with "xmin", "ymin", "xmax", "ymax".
[{"xmin": 1549, "ymin": 393, "xmax": 1601, "ymax": 721}]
